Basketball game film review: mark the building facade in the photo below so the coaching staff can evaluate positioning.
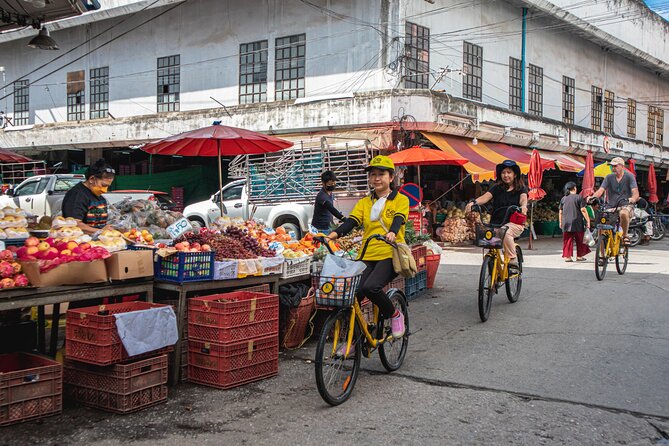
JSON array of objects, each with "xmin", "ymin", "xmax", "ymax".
[{"xmin": 0, "ymin": 0, "xmax": 667, "ymax": 173}]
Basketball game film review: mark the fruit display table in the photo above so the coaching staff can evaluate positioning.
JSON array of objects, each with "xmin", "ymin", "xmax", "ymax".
[{"xmin": 0, "ymin": 278, "xmax": 154, "ymax": 357}]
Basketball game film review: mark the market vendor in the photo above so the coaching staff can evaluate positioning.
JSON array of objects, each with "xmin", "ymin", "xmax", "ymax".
[
  {"xmin": 311, "ymin": 170, "xmax": 344, "ymax": 233},
  {"xmin": 62, "ymin": 159, "xmax": 115, "ymax": 234}
]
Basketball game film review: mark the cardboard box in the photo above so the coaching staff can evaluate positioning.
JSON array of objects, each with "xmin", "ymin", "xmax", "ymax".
[
  {"xmin": 21, "ymin": 260, "xmax": 108, "ymax": 288},
  {"xmin": 105, "ymin": 250, "xmax": 154, "ymax": 280}
]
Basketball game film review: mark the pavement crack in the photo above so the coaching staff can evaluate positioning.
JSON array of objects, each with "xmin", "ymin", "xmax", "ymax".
[
  {"xmin": 368, "ymin": 370, "xmax": 669, "ymax": 423},
  {"xmin": 650, "ymin": 422, "xmax": 669, "ymax": 439}
]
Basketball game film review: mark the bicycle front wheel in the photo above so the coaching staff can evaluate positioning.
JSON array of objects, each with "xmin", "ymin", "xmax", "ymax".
[
  {"xmin": 615, "ymin": 244, "xmax": 629, "ymax": 275},
  {"xmin": 595, "ymin": 235, "xmax": 608, "ymax": 281},
  {"xmin": 478, "ymin": 255, "xmax": 495, "ymax": 322},
  {"xmin": 314, "ymin": 308, "xmax": 361, "ymax": 406},
  {"xmin": 651, "ymin": 218, "xmax": 665, "ymax": 241},
  {"xmin": 379, "ymin": 290, "xmax": 409, "ymax": 372},
  {"xmin": 628, "ymin": 228, "xmax": 642, "ymax": 247},
  {"xmin": 505, "ymin": 246, "xmax": 523, "ymax": 303}
]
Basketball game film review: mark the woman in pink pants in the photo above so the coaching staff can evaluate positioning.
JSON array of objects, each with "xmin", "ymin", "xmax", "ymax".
[{"xmin": 559, "ymin": 182, "xmax": 591, "ymax": 262}]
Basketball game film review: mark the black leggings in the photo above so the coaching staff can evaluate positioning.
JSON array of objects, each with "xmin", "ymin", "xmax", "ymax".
[{"xmin": 357, "ymin": 259, "xmax": 397, "ymax": 319}]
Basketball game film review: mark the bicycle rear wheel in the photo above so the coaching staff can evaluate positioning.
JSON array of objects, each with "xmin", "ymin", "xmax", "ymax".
[
  {"xmin": 505, "ymin": 246, "xmax": 523, "ymax": 303},
  {"xmin": 628, "ymin": 228, "xmax": 642, "ymax": 247},
  {"xmin": 478, "ymin": 255, "xmax": 495, "ymax": 322},
  {"xmin": 379, "ymin": 290, "xmax": 409, "ymax": 372},
  {"xmin": 314, "ymin": 308, "xmax": 361, "ymax": 406},
  {"xmin": 594, "ymin": 235, "xmax": 608, "ymax": 281},
  {"xmin": 615, "ymin": 244, "xmax": 628, "ymax": 275},
  {"xmin": 651, "ymin": 217, "xmax": 665, "ymax": 241}
]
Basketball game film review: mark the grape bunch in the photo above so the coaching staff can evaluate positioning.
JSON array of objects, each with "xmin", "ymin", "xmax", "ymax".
[
  {"xmin": 177, "ymin": 226, "xmax": 275, "ymax": 261},
  {"xmin": 222, "ymin": 227, "xmax": 275, "ymax": 257}
]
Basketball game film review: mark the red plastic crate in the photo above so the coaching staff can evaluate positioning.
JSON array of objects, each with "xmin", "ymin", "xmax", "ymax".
[
  {"xmin": 0, "ymin": 353, "xmax": 62, "ymax": 426},
  {"xmin": 188, "ymin": 335, "xmax": 278, "ymax": 389},
  {"xmin": 66, "ymin": 302, "xmax": 175, "ymax": 366},
  {"xmin": 188, "ymin": 291, "xmax": 279, "ymax": 344},
  {"xmin": 64, "ymin": 355, "xmax": 168, "ymax": 414},
  {"xmin": 411, "ymin": 245, "xmax": 427, "ymax": 271}
]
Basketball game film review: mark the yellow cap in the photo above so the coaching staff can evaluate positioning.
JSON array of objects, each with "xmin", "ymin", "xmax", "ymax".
[{"xmin": 365, "ymin": 155, "xmax": 395, "ymax": 172}]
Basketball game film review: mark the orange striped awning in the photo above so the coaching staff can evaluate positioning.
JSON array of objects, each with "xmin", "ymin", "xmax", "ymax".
[{"xmin": 423, "ymin": 132, "xmax": 584, "ymax": 181}]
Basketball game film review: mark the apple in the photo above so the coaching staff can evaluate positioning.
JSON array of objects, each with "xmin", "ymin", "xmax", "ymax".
[
  {"xmin": 24, "ymin": 237, "xmax": 39, "ymax": 247},
  {"xmin": 55, "ymin": 242, "xmax": 69, "ymax": 251},
  {"xmin": 79, "ymin": 242, "xmax": 91, "ymax": 251},
  {"xmin": 45, "ymin": 237, "xmax": 56, "ymax": 246},
  {"xmin": 71, "ymin": 247, "xmax": 83, "ymax": 255},
  {"xmin": 26, "ymin": 246, "xmax": 39, "ymax": 256},
  {"xmin": 0, "ymin": 250, "xmax": 13, "ymax": 262},
  {"xmin": 7, "ymin": 246, "xmax": 19, "ymax": 254},
  {"xmin": 59, "ymin": 249, "xmax": 72, "ymax": 256},
  {"xmin": 174, "ymin": 242, "xmax": 187, "ymax": 251},
  {"xmin": 66, "ymin": 241, "xmax": 78, "ymax": 251},
  {"xmin": 201, "ymin": 244, "xmax": 211, "ymax": 252},
  {"xmin": 10, "ymin": 262, "xmax": 21, "ymax": 274},
  {"xmin": 0, "ymin": 278, "xmax": 15, "ymax": 288},
  {"xmin": 191, "ymin": 242, "xmax": 201, "ymax": 250},
  {"xmin": 37, "ymin": 242, "xmax": 50, "ymax": 252}
]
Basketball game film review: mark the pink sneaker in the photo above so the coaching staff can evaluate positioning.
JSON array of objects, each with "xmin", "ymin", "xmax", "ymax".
[
  {"xmin": 336, "ymin": 342, "xmax": 355, "ymax": 357},
  {"xmin": 391, "ymin": 311, "xmax": 405, "ymax": 338}
]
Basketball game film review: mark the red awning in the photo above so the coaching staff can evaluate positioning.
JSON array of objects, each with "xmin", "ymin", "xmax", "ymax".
[{"xmin": 0, "ymin": 148, "xmax": 33, "ymax": 164}]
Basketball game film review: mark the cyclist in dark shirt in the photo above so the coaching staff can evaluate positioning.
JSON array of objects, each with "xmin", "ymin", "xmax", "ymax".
[
  {"xmin": 466, "ymin": 160, "xmax": 528, "ymax": 266},
  {"xmin": 311, "ymin": 171, "xmax": 344, "ymax": 233},
  {"xmin": 62, "ymin": 159, "xmax": 115, "ymax": 234}
]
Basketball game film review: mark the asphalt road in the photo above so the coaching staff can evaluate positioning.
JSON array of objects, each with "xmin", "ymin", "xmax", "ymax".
[{"xmin": 5, "ymin": 238, "xmax": 669, "ymax": 445}]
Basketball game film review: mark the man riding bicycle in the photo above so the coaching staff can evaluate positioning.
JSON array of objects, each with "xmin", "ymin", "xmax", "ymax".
[
  {"xmin": 588, "ymin": 157, "xmax": 639, "ymax": 246},
  {"xmin": 324, "ymin": 155, "xmax": 408, "ymax": 339}
]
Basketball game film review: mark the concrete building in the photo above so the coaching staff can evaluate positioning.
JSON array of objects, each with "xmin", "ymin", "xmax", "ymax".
[{"xmin": 0, "ymin": 0, "xmax": 667, "ymax": 181}]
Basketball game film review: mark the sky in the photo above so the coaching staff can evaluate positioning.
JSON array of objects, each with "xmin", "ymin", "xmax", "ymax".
[{"xmin": 644, "ymin": 0, "xmax": 669, "ymax": 20}]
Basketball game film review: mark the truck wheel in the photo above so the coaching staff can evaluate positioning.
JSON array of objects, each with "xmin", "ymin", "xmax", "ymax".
[
  {"xmin": 278, "ymin": 221, "xmax": 301, "ymax": 239},
  {"xmin": 189, "ymin": 218, "xmax": 205, "ymax": 230}
]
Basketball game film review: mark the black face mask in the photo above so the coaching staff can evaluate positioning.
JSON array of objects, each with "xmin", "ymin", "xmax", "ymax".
[{"xmin": 325, "ymin": 185, "xmax": 336, "ymax": 191}]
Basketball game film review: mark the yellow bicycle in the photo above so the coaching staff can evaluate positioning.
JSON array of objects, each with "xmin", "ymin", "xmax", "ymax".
[
  {"xmin": 313, "ymin": 235, "xmax": 409, "ymax": 406},
  {"xmin": 592, "ymin": 198, "xmax": 630, "ymax": 281},
  {"xmin": 472, "ymin": 205, "xmax": 523, "ymax": 322}
]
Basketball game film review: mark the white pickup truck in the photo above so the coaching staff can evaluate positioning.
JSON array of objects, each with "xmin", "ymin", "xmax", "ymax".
[
  {"xmin": 183, "ymin": 179, "xmax": 358, "ymax": 237},
  {"xmin": 0, "ymin": 174, "xmax": 86, "ymax": 217}
]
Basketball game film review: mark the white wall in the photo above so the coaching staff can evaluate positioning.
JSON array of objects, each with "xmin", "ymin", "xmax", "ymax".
[{"xmin": 0, "ymin": 0, "xmax": 666, "ymax": 148}]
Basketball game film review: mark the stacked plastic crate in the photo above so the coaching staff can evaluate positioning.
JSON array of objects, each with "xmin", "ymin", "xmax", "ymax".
[
  {"xmin": 171, "ymin": 187, "xmax": 184, "ymax": 212},
  {"xmin": 63, "ymin": 302, "xmax": 173, "ymax": 414},
  {"xmin": 406, "ymin": 245, "xmax": 428, "ymax": 300},
  {"xmin": 187, "ymin": 291, "xmax": 279, "ymax": 389}
]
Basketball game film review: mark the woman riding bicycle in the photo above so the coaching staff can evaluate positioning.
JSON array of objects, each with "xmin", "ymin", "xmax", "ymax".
[
  {"xmin": 324, "ymin": 155, "xmax": 408, "ymax": 338},
  {"xmin": 465, "ymin": 160, "xmax": 528, "ymax": 267}
]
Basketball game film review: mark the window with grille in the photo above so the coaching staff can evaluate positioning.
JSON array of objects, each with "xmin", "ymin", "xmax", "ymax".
[
  {"xmin": 13, "ymin": 80, "xmax": 29, "ymax": 126},
  {"xmin": 627, "ymin": 99, "xmax": 636, "ymax": 138},
  {"xmin": 528, "ymin": 64, "xmax": 543, "ymax": 116},
  {"xmin": 90, "ymin": 67, "xmax": 109, "ymax": 119},
  {"xmin": 404, "ymin": 22, "xmax": 429, "ymax": 89},
  {"xmin": 562, "ymin": 76, "xmax": 574, "ymax": 125},
  {"xmin": 67, "ymin": 70, "xmax": 85, "ymax": 121},
  {"xmin": 648, "ymin": 105, "xmax": 664, "ymax": 145},
  {"xmin": 604, "ymin": 90, "xmax": 615, "ymax": 134},
  {"xmin": 591, "ymin": 86, "xmax": 602, "ymax": 131},
  {"xmin": 275, "ymin": 34, "xmax": 305, "ymax": 101},
  {"xmin": 239, "ymin": 40, "xmax": 268, "ymax": 104},
  {"xmin": 157, "ymin": 55, "xmax": 180, "ymax": 113},
  {"xmin": 509, "ymin": 57, "xmax": 522, "ymax": 112},
  {"xmin": 462, "ymin": 41, "xmax": 482, "ymax": 101}
]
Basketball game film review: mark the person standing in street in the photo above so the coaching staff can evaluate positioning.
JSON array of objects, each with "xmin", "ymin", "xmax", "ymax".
[
  {"xmin": 588, "ymin": 157, "xmax": 639, "ymax": 245},
  {"xmin": 559, "ymin": 182, "xmax": 590, "ymax": 262},
  {"xmin": 62, "ymin": 159, "xmax": 115, "ymax": 235},
  {"xmin": 311, "ymin": 171, "xmax": 344, "ymax": 233}
]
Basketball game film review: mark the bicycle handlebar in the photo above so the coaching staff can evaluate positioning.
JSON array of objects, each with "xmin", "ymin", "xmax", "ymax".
[
  {"xmin": 469, "ymin": 204, "xmax": 521, "ymax": 228},
  {"xmin": 314, "ymin": 233, "xmax": 397, "ymax": 259}
]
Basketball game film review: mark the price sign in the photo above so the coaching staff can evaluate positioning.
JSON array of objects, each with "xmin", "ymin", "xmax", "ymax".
[{"xmin": 166, "ymin": 217, "xmax": 193, "ymax": 239}]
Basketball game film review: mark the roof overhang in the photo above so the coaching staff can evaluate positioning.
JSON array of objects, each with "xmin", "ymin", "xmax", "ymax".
[{"xmin": 0, "ymin": 0, "xmax": 99, "ymax": 31}]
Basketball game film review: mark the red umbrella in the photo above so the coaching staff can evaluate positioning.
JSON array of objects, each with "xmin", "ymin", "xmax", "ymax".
[
  {"xmin": 580, "ymin": 150, "xmax": 595, "ymax": 197},
  {"xmin": 527, "ymin": 149, "xmax": 546, "ymax": 201},
  {"xmin": 141, "ymin": 122, "xmax": 293, "ymax": 212},
  {"xmin": 389, "ymin": 146, "xmax": 467, "ymax": 193},
  {"xmin": 0, "ymin": 148, "xmax": 32, "ymax": 163},
  {"xmin": 647, "ymin": 163, "xmax": 659, "ymax": 204},
  {"xmin": 628, "ymin": 159, "xmax": 636, "ymax": 177}
]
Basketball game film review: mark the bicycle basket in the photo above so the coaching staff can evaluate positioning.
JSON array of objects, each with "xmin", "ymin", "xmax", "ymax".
[
  {"xmin": 474, "ymin": 224, "xmax": 507, "ymax": 249},
  {"xmin": 314, "ymin": 275, "xmax": 362, "ymax": 308},
  {"xmin": 597, "ymin": 211, "xmax": 619, "ymax": 229}
]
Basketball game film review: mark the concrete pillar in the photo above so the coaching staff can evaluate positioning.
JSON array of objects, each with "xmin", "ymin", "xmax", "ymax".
[{"xmin": 85, "ymin": 148, "xmax": 103, "ymax": 165}]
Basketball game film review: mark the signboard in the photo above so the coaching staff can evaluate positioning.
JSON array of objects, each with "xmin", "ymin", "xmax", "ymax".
[
  {"xmin": 166, "ymin": 217, "xmax": 193, "ymax": 239},
  {"xmin": 399, "ymin": 183, "xmax": 423, "ymax": 209}
]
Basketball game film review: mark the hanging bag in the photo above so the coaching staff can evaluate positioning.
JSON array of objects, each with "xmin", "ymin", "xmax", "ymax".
[{"xmin": 379, "ymin": 219, "xmax": 417, "ymax": 279}]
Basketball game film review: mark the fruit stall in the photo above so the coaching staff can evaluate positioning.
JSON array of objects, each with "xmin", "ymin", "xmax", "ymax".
[{"xmin": 0, "ymin": 199, "xmax": 440, "ymax": 426}]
